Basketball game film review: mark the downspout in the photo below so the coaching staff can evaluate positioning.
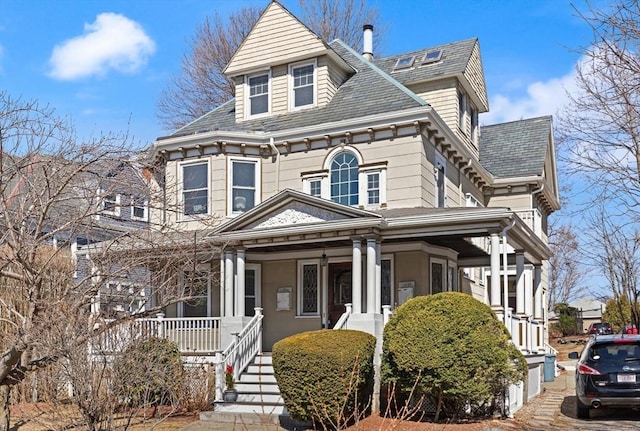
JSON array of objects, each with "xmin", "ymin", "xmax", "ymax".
[
  {"xmin": 268, "ymin": 137, "xmax": 281, "ymax": 193},
  {"xmin": 502, "ymin": 218, "xmax": 516, "ymax": 324}
]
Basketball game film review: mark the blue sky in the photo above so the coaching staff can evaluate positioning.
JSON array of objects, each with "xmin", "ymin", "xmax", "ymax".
[{"xmin": 1, "ymin": 0, "xmax": 596, "ymax": 147}]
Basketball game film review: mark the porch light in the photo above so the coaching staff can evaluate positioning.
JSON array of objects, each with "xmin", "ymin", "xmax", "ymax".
[{"xmin": 321, "ymin": 252, "xmax": 328, "ymax": 267}]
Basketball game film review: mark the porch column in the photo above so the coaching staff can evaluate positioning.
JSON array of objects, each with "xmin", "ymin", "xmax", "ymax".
[
  {"xmin": 225, "ymin": 250, "xmax": 234, "ymax": 317},
  {"xmin": 375, "ymin": 240, "xmax": 382, "ymax": 314},
  {"xmin": 236, "ymin": 249, "xmax": 245, "ymax": 317},
  {"xmin": 219, "ymin": 252, "xmax": 225, "ymax": 318},
  {"xmin": 515, "ymin": 251, "xmax": 525, "ymax": 315},
  {"xmin": 533, "ymin": 265, "xmax": 543, "ymax": 319},
  {"xmin": 352, "ymin": 238, "xmax": 362, "ymax": 314},
  {"xmin": 490, "ymin": 233, "xmax": 501, "ymax": 308},
  {"xmin": 366, "ymin": 237, "xmax": 377, "ymax": 314}
]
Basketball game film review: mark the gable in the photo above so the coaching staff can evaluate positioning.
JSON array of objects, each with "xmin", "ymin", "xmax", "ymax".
[
  {"xmin": 215, "ymin": 189, "xmax": 381, "ymax": 233},
  {"xmin": 224, "ymin": 1, "xmax": 328, "ymax": 76}
]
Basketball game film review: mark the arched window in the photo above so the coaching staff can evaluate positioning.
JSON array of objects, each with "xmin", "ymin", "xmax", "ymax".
[{"xmin": 330, "ymin": 152, "xmax": 359, "ymax": 205}]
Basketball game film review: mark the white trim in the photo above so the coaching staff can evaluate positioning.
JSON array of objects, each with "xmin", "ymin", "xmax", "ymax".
[
  {"xmin": 297, "ymin": 259, "xmax": 321, "ymax": 316},
  {"xmin": 227, "ymin": 156, "xmax": 261, "ymax": 217},
  {"xmin": 360, "ymin": 165, "xmax": 387, "ymax": 208},
  {"xmin": 100, "ymin": 190, "xmax": 121, "ymax": 217},
  {"xmin": 289, "ymin": 60, "xmax": 317, "ymax": 111},
  {"xmin": 179, "ymin": 159, "xmax": 210, "ymax": 220},
  {"xmin": 245, "ymin": 70, "xmax": 271, "ymax": 119}
]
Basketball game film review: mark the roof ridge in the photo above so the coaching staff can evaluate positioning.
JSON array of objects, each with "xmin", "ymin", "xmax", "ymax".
[
  {"xmin": 482, "ymin": 115, "xmax": 553, "ymax": 129},
  {"xmin": 329, "ymin": 39, "xmax": 427, "ymax": 107}
]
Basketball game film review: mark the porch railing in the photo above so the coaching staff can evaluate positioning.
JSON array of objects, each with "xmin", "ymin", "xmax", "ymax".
[
  {"xmin": 515, "ymin": 209, "xmax": 542, "ymax": 237},
  {"xmin": 333, "ymin": 303, "xmax": 353, "ymax": 330},
  {"xmin": 215, "ymin": 308, "xmax": 264, "ymax": 402},
  {"xmin": 90, "ymin": 315, "xmax": 222, "ymax": 355}
]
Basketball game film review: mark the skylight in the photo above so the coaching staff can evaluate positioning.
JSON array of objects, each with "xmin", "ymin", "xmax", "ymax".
[
  {"xmin": 422, "ymin": 49, "xmax": 443, "ymax": 64},
  {"xmin": 393, "ymin": 55, "xmax": 415, "ymax": 70}
]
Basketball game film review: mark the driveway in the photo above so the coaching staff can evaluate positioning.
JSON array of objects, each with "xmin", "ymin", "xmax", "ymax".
[{"xmin": 512, "ymin": 362, "xmax": 639, "ymax": 431}]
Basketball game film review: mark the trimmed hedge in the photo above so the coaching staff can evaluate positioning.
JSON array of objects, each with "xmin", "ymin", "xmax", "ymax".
[
  {"xmin": 272, "ymin": 329, "xmax": 375, "ymax": 426},
  {"xmin": 382, "ymin": 292, "xmax": 526, "ymax": 419}
]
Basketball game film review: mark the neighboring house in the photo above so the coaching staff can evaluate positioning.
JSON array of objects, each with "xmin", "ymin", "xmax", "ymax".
[
  {"xmin": 142, "ymin": 1, "xmax": 559, "ymax": 413},
  {"xmin": 548, "ymin": 297, "xmax": 606, "ymax": 333}
]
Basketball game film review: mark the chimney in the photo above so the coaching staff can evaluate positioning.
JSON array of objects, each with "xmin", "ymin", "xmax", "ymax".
[{"xmin": 362, "ymin": 24, "xmax": 373, "ymax": 61}]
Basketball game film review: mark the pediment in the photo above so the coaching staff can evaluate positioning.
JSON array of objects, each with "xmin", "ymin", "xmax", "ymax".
[{"xmin": 215, "ymin": 189, "xmax": 381, "ymax": 233}]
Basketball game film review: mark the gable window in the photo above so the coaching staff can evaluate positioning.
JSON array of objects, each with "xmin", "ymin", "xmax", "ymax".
[
  {"xmin": 228, "ymin": 157, "xmax": 260, "ymax": 215},
  {"xmin": 458, "ymin": 90, "xmax": 467, "ymax": 130},
  {"xmin": 100, "ymin": 191, "xmax": 120, "ymax": 216},
  {"xmin": 470, "ymin": 107, "xmax": 479, "ymax": 145},
  {"xmin": 182, "ymin": 162, "xmax": 208, "ymax": 216},
  {"xmin": 331, "ymin": 152, "xmax": 359, "ymax": 205},
  {"xmin": 435, "ymin": 151, "xmax": 446, "ymax": 208},
  {"xmin": 248, "ymin": 73, "xmax": 269, "ymax": 116},
  {"xmin": 291, "ymin": 63, "xmax": 315, "ymax": 109},
  {"xmin": 298, "ymin": 261, "xmax": 319, "ymax": 315}
]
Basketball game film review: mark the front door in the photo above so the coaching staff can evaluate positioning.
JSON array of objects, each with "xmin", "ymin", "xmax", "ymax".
[{"xmin": 328, "ymin": 262, "xmax": 352, "ymax": 328}]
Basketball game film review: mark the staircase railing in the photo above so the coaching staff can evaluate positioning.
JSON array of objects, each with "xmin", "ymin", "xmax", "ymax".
[
  {"xmin": 333, "ymin": 303, "xmax": 353, "ymax": 330},
  {"xmin": 215, "ymin": 308, "xmax": 264, "ymax": 402}
]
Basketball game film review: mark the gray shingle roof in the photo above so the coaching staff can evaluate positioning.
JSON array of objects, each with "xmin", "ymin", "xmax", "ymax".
[
  {"xmin": 169, "ymin": 41, "xmax": 425, "ymax": 138},
  {"xmin": 479, "ymin": 116, "xmax": 552, "ymax": 178},
  {"xmin": 373, "ymin": 38, "xmax": 478, "ymax": 85}
]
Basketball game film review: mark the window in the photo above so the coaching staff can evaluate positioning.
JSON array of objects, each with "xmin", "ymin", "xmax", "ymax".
[
  {"xmin": 244, "ymin": 264, "xmax": 261, "ymax": 317},
  {"xmin": 470, "ymin": 107, "xmax": 478, "ymax": 144},
  {"xmin": 298, "ymin": 261, "xmax": 319, "ymax": 315},
  {"xmin": 330, "ymin": 152, "xmax": 359, "ymax": 205},
  {"xmin": 435, "ymin": 152, "xmax": 446, "ymax": 208},
  {"xmin": 100, "ymin": 283, "xmax": 145, "ymax": 318},
  {"xmin": 430, "ymin": 258, "xmax": 446, "ymax": 295},
  {"xmin": 248, "ymin": 73, "xmax": 269, "ymax": 116},
  {"xmin": 422, "ymin": 49, "xmax": 443, "ymax": 64},
  {"xmin": 366, "ymin": 172, "xmax": 380, "ymax": 205},
  {"xmin": 181, "ymin": 271, "xmax": 209, "ymax": 317},
  {"xmin": 393, "ymin": 55, "xmax": 415, "ymax": 70},
  {"xmin": 131, "ymin": 196, "xmax": 148, "ymax": 221},
  {"xmin": 381, "ymin": 258, "xmax": 393, "ymax": 306},
  {"xmin": 309, "ymin": 179, "xmax": 322, "ymax": 197},
  {"xmin": 291, "ymin": 63, "xmax": 315, "ymax": 108},
  {"xmin": 458, "ymin": 90, "xmax": 467, "ymax": 130},
  {"xmin": 228, "ymin": 158, "xmax": 260, "ymax": 215},
  {"xmin": 182, "ymin": 162, "xmax": 208, "ymax": 216},
  {"xmin": 101, "ymin": 192, "xmax": 120, "ymax": 216}
]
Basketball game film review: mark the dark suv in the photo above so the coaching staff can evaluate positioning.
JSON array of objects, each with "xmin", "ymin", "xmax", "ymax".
[
  {"xmin": 588, "ymin": 322, "xmax": 613, "ymax": 335},
  {"xmin": 569, "ymin": 334, "xmax": 640, "ymax": 418}
]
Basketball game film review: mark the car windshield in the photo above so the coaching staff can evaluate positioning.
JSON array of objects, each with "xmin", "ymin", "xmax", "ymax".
[{"xmin": 590, "ymin": 342, "xmax": 640, "ymax": 363}]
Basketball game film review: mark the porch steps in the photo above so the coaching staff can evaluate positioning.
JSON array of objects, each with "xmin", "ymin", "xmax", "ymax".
[{"xmin": 202, "ymin": 353, "xmax": 307, "ymax": 427}]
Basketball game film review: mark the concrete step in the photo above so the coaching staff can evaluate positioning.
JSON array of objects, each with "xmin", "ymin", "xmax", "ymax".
[
  {"xmin": 235, "ymin": 382, "xmax": 280, "ymax": 393},
  {"xmin": 240, "ymin": 373, "xmax": 277, "ymax": 384},
  {"xmin": 237, "ymin": 393, "xmax": 283, "ymax": 404}
]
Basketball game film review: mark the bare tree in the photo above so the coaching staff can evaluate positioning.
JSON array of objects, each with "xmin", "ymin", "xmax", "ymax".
[
  {"xmin": 558, "ymin": 0, "xmax": 640, "ymax": 221},
  {"xmin": 548, "ymin": 223, "xmax": 583, "ymax": 310},
  {"xmin": 0, "ymin": 92, "xmax": 218, "ymax": 430},
  {"xmin": 156, "ymin": 0, "xmax": 385, "ymax": 131},
  {"xmin": 587, "ymin": 208, "xmax": 639, "ymax": 330}
]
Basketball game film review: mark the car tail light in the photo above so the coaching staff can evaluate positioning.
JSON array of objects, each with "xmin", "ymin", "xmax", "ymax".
[{"xmin": 577, "ymin": 363, "xmax": 601, "ymax": 375}]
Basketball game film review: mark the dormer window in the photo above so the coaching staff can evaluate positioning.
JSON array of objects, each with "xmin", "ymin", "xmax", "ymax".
[
  {"xmin": 248, "ymin": 72, "xmax": 269, "ymax": 116},
  {"xmin": 290, "ymin": 62, "xmax": 315, "ymax": 109}
]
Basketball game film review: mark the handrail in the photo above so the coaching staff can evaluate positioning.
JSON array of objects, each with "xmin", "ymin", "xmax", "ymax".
[
  {"xmin": 215, "ymin": 308, "xmax": 264, "ymax": 401},
  {"xmin": 544, "ymin": 342, "xmax": 558, "ymax": 356},
  {"xmin": 333, "ymin": 303, "xmax": 353, "ymax": 330}
]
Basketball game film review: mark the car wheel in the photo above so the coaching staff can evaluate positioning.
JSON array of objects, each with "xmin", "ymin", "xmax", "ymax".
[{"xmin": 576, "ymin": 404, "xmax": 590, "ymax": 419}]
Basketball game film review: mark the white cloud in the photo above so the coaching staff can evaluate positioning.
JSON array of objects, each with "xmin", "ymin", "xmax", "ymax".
[
  {"xmin": 480, "ymin": 62, "xmax": 580, "ymax": 125},
  {"xmin": 48, "ymin": 13, "xmax": 155, "ymax": 80}
]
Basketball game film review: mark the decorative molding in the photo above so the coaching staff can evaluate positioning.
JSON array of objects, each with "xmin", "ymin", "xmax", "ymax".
[{"xmin": 247, "ymin": 202, "xmax": 348, "ymax": 229}]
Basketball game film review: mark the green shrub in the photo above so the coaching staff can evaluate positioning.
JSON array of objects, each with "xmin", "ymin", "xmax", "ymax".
[
  {"xmin": 112, "ymin": 337, "xmax": 184, "ymax": 408},
  {"xmin": 272, "ymin": 329, "xmax": 375, "ymax": 426},
  {"xmin": 382, "ymin": 293, "xmax": 526, "ymax": 420}
]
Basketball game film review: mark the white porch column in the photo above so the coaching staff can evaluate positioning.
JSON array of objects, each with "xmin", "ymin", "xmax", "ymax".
[
  {"xmin": 219, "ymin": 252, "xmax": 225, "ymax": 318},
  {"xmin": 352, "ymin": 238, "xmax": 362, "ymax": 314},
  {"xmin": 225, "ymin": 250, "xmax": 234, "ymax": 317},
  {"xmin": 490, "ymin": 233, "xmax": 501, "ymax": 308},
  {"xmin": 533, "ymin": 265, "xmax": 543, "ymax": 319},
  {"xmin": 366, "ymin": 237, "xmax": 377, "ymax": 314},
  {"xmin": 236, "ymin": 249, "xmax": 245, "ymax": 317},
  {"xmin": 375, "ymin": 240, "xmax": 382, "ymax": 314},
  {"xmin": 515, "ymin": 251, "xmax": 525, "ymax": 315},
  {"xmin": 525, "ymin": 268, "xmax": 533, "ymax": 317}
]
